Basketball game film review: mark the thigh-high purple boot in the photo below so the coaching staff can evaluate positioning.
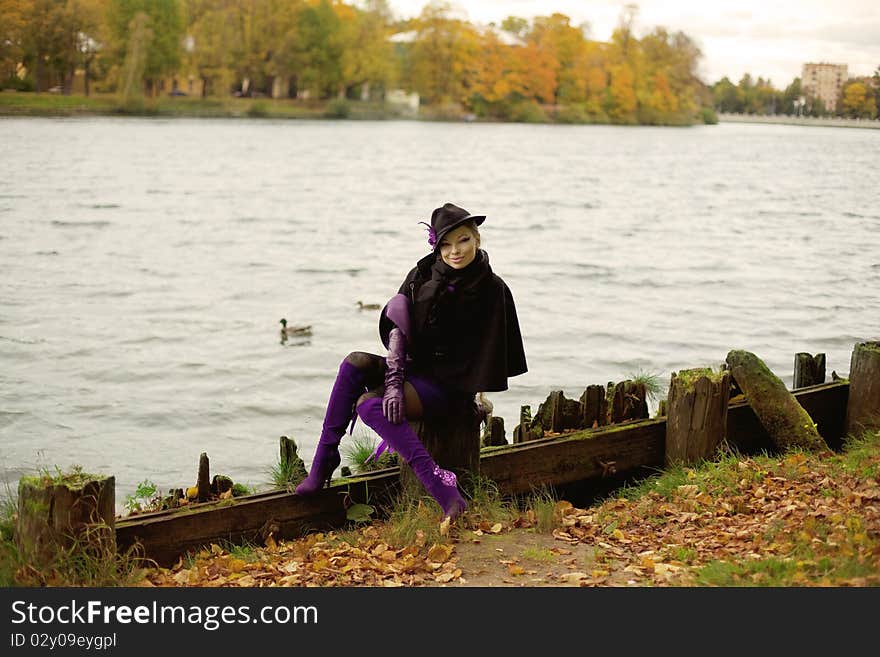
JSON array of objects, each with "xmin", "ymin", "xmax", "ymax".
[
  {"xmin": 356, "ymin": 397, "xmax": 467, "ymax": 521},
  {"xmin": 295, "ymin": 360, "xmax": 365, "ymax": 495}
]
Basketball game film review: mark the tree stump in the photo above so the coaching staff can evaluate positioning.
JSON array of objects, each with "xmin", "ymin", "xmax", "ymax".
[
  {"xmin": 482, "ymin": 416, "xmax": 507, "ymax": 447},
  {"xmin": 845, "ymin": 341, "xmax": 880, "ymax": 435},
  {"xmin": 665, "ymin": 368, "xmax": 731, "ymax": 466},
  {"xmin": 16, "ymin": 471, "xmax": 115, "ymax": 568},
  {"xmin": 793, "ymin": 352, "xmax": 826, "ymax": 389},
  {"xmin": 608, "ymin": 380, "xmax": 649, "ymax": 423},
  {"xmin": 197, "ymin": 452, "xmax": 211, "ymax": 502},
  {"xmin": 725, "ymin": 349, "xmax": 826, "ymax": 452},
  {"xmin": 580, "ymin": 384, "xmax": 607, "ymax": 428},
  {"xmin": 400, "ymin": 398, "xmax": 480, "ymax": 499}
]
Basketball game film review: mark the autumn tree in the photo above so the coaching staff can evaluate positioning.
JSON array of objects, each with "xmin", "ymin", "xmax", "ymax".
[
  {"xmin": 406, "ymin": 1, "xmax": 479, "ymax": 105},
  {"xmin": 0, "ymin": 0, "xmax": 30, "ymax": 85},
  {"xmin": 338, "ymin": 0, "xmax": 395, "ymax": 100},
  {"xmin": 842, "ymin": 80, "xmax": 878, "ymax": 118}
]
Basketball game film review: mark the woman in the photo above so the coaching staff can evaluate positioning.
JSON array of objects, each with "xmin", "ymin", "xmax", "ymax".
[{"xmin": 295, "ymin": 202, "xmax": 527, "ymax": 522}]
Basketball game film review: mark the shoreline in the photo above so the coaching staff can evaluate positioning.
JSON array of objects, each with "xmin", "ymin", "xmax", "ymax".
[
  {"xmin": 718, "ymin": 112, "xmax": 880, "ymax": 130},
  {"xmin": 0, "ymin": 91, "xmax": 706, "ymax": 126}
]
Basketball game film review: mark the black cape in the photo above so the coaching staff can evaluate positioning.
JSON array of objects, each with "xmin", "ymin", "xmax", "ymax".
[{"xmin": 380, "ymin": 250, "xmax": 527, "ymax": 394}]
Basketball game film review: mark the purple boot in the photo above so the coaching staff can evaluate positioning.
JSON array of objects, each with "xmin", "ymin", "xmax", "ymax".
[
  {"xmin": 295, "ymin": 360, "xmax": 365, "ymax": 495},
  {"xmin": 356, "ymin": 397, "xmax": 467, "ymax": 521}
]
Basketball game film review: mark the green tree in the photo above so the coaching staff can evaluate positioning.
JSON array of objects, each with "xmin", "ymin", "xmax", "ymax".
[
  {"xmin": 712, "ymin": 76, "xmax": 741, "ymax": 112},
  {"xmin": 107, "ymin": 0, "xmax": 183, "ymax": 95}
]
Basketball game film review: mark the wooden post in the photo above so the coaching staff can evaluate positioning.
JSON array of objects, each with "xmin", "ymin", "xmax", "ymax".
[
  {"xmin": 666, "ymin": 368, "xmax": 731, "ymax": 466},
  {"xmin": 535, "ymin": 390, "xmax": 582, "ymax": 433},
  {"xmin": 16, "ymin": 472, "xmax": 115, "ymax": 568},
  {"xmin": 482, "ymin": 416, "xmax": 507, "ymax": 447},
  {"xmin": 400, "ymin": 398, "xmax": 480, "ymax": 498},
  {"xmin": 609, "ymin": 380, "xmax": 649, "ymax": 423},
  {"xmin": 726, "ymin": 350, "xmax": 826, "ymax": 452},
  {"xmin": 279, "ymin": 435, "xmax": 308, "ymax": 484},
  {"xmin": 794, "ymin": 352, "xmax": 826, "ymax": 389},
  {"xmin": 580, "ymin": 385, "xmax": 607, "ymax": 428},
  {"xmin": 513, "ymin": 405, "xmax": 532, "ymax": 443},
  {"xmin": 197, "ymin": 452, "xmax": 211, "ymax": 502},
  {"xmin": 846, "ymin": 341, "xmax": 880, "ymax": 435}
]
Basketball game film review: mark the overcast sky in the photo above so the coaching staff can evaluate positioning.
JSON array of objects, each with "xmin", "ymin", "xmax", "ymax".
[{"xmin": 384, "ymin": 0, "xmax": 880, "ymax": 88}]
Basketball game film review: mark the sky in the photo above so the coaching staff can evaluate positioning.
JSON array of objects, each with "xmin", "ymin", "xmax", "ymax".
[{"xmin": 384, "ymin": 0, "xmax": 880, "ymax": 88}]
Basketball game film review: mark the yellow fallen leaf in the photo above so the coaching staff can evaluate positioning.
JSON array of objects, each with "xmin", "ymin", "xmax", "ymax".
[
  {"xmin": 264, "ymin": 534, "xmax": 277, "ymax": 551},
  {"xmin": 435, "ymin": 572, "xmax": 456, "ymax": 583},
  {"xmin": 210, "ymin": 543, "xmax": 223, "ymax": 555},
  {"xmin": 172, "ymin": 569, "xmax": 193, "ymax": 585},
  {"xmin": 426, "ymin": 543, "xmax": 453, "ymax": 563},
  {"xmin": 489, "ymin": 523, "xmax": 503, "ymax": 534},
  {"xmin": 612, "ymin": 529, "xmax": 625, "ymax": 541},
  {"xmin": 508, "ymin": 564, "xmax": 526, "ymax": 576}
]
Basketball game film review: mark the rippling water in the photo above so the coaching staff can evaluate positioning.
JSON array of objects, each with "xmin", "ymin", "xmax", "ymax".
[{"xmin": 1, "ymin": 117, "xmax": 878, "ymax": 507}]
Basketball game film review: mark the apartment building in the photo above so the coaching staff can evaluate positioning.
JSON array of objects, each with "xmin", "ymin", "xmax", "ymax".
[{"xmin": 802, "ymin": 63, "xmax": 848, "ymax": 112}]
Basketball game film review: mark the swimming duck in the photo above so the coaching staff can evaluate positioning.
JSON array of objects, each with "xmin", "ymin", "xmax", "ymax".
[
  {"xmin": 357, "ymin": 301, "xmax": 381, "ymax": 311},
  {"xmin": 280, "ymin": 318, "xmax": 313, "ymax": 338}
]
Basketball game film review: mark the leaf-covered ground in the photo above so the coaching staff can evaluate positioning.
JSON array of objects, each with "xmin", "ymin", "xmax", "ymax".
[{"xmin": 139, "ymin": 432, "xmax": 880, "ymax": 587}]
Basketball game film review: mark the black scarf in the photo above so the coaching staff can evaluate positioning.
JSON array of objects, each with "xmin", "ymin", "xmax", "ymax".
[{"xmin": 412, "ymin": 250, "xmax": 491, "ymax": 343}]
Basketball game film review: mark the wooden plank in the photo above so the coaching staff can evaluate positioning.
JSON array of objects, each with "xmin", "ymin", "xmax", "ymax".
[
  {"xmin": 480, "ymin": 419, "xmax": 666, "ymax": 496},
  {"xmin": 117, "ymin": 471, "xmax": 400, "ymax": 567}
]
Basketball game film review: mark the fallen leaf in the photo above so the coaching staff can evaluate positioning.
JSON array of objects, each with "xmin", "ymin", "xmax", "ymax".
[{"xmin": 426, "ymin": 544, "xmax": 453, "ymax": 564}]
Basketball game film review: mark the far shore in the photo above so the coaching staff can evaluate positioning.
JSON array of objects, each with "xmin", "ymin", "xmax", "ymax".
[
  {"xmin": 0, "ymin": 91, "xmax": 708, "ymax": 126},
  {"xmin": 718, "ymin": 112, "xmax": 880, "ymax": 130}
]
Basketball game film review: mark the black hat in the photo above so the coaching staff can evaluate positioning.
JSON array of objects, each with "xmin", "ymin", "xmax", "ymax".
[{"xmin": 424, "ymin": 202, "xmax": 486, "ymax": 252}]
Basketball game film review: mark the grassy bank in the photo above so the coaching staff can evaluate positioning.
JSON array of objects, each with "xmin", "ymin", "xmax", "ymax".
[
  {"xmin": 3, "ymin": 428, "xmax": 878, "ymax": 587},
  {"xmin": 0, "ymin": 92, "xmax": 713, "ymax": 125},
  {"xmin": 0, "ymin": 92, "xmax": 401, "ymax": 120}
]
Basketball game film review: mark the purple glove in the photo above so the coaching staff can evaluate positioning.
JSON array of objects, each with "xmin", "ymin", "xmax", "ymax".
[{"xmin": 382, "ymin": 327, "xmax": 406, "ymax": 424}]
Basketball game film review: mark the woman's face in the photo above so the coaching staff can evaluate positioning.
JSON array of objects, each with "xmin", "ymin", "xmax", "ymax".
[{"xmin": 439, "ymin": 225, "xmax": 479, "ymax": 269}]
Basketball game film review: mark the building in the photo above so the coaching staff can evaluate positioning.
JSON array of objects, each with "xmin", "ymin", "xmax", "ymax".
[{"xmin": 801, "ymin": 63, "xmax": 848, "ymax": 112}]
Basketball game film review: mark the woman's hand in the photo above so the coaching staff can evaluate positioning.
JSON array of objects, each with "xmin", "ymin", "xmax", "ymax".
[{"xmin": 383, "ymin": 328, "xmax": 406, "ymax": 424}]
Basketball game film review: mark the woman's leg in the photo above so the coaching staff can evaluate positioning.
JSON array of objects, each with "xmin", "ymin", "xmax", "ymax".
[
  {"xmin": 355, "ymin": 381, "xmax": 467, "ymax": 521},
  {"xmin": 295, "ymin": 352, "xmax": 383, "ymax": 495}
]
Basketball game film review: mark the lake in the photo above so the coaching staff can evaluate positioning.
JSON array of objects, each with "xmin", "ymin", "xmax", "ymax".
[{"xmin": 1, "ymin": 116, "xmax": 878, "ymax": 508}]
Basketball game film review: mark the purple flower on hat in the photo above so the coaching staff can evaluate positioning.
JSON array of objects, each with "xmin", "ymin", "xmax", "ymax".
[{"xmin": 418, "ymin": 221, "xmax": 436, "ymax": 247}]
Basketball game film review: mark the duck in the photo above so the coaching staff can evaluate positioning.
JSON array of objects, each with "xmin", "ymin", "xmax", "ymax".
[
  {"xmin": 357, "ymin": 301, "xmax": 381, "ymax": 311},
  {"xmin": 279, "ymin": 318, "xmax": 313, "ymax": 338}
]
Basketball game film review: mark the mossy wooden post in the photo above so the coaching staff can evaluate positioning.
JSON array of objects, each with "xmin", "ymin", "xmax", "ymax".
[
  {"xmin": 725, "ymin": 350, "xmax": 825, "ymax": 452},
  {"xmin": 400, "ymin": 399, "xmax": 480, "ymax": 499},
  {"xmin": 846, "ymin": 341, "xmax": 880, "ymax": 435},
  {"xmin": 794, "ymin": 352, "xmax": 826, "ymax": 389},
  {"xmin": 666, "ymin": 369, "xmax": 731, "ymax": 466},
  {"xmin": 16, "ymin": 472, "xmax": 115, "ymax": 567}
]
